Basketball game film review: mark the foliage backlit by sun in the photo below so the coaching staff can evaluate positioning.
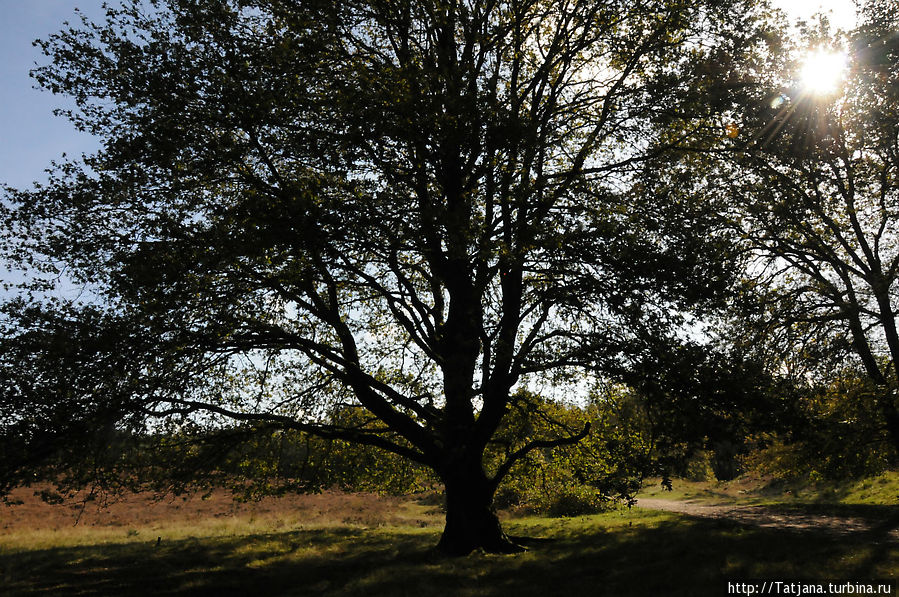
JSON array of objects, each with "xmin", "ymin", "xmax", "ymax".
[{"xmin": 800, "ymin": 49, "xmax": 848, "ymax": 95}]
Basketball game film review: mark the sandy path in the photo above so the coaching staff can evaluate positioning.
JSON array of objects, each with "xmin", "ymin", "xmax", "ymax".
[{"xmin": 636, "ymin": 498, "xmax": 899, "ymax": 540}]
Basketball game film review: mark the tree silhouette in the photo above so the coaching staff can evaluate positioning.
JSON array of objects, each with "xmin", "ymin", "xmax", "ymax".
[{"xmin": 1, "ymin": 0, "xmax": 757, "ymax": 554}]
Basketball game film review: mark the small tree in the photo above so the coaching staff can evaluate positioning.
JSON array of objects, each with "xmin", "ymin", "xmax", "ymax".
[{"xmin": 2, "ymin": 0, "xmax": 756, "ymax": 554}]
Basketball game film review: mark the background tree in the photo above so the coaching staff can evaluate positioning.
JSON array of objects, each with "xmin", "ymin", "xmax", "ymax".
[
  {"xmin": 717, "ymin": 6, "xmax": 899, "ymax": 454},
  {"xmin": 2, "ymin": 0, "xmax": 760, "ymax": 554}
]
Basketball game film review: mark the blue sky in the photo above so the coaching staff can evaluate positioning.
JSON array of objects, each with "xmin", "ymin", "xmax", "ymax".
[
  {"xmin": 0, "ymin": 0, "xmax": 857, "ymax": 191},
  {"xmin": 0, "ymin": 1, "xmax": 116, "ymax": 190}
]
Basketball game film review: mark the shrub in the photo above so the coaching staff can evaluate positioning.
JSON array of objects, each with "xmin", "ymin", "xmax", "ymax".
[{"xmin": 683, "ymin": 451, "xmax": 715, "ymax": 482}]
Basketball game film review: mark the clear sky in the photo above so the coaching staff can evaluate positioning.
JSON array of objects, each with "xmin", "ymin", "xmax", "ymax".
[
  {"xmin": 0, "ymin": 0, "xmax": 858, "ymax": 191},
  {"xmin": 0, "ymin": 1, "xmax": 115, "ymax": 190},
  {"xmin": 775, "ymin": 0, "xmax": 857, "ymax": 29}
]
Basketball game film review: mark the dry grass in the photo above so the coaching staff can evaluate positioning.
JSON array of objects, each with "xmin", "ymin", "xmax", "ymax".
[{"xmin": 0, "ymin": 484, "xmax": 444, "ymax": 550}]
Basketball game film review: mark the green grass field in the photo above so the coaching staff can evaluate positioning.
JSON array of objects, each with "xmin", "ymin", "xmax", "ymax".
[{"xmin": 2, "ymin": 479, "xmax": 898, "ymax": 596}]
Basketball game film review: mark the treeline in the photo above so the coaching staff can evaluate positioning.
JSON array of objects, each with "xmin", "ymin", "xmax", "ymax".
[
  {"xmin": 20, "ymin": 390, "xmax": 654, "ymax": 516},
  {"xmin": 25, "ymin": 373, "xmax": 897, "ymax": 515},
  {"xmin": 667, "ymin": 366, "xmax": 898, "ymax": 485}
]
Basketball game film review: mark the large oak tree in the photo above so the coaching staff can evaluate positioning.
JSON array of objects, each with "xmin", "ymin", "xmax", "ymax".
[{"xmin": 1, "ymin": 0, "xmax": 759, "ymax": 554}]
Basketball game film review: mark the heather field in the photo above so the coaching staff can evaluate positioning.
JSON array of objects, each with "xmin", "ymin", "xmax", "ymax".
[{"xmin": 2, "ymin": 480, "xmax": 899, "ymax": 596}]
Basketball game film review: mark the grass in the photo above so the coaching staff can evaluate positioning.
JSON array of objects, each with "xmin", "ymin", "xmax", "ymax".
[
  {"xmin": 0, "ymin": 485, "xmax": 440, "ymax": 551},
  {"xmin": 637, "ymin": 470, "xmax": 899, "ymax": 507},
  {"xmin": 2, "ymin": 484, "xmax": 899, "ymax": 596}
]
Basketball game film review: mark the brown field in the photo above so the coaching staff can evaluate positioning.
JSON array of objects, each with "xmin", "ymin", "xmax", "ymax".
[{"xmin": 0, "ymin": 484, "xmax": 444, "ymax": 551}]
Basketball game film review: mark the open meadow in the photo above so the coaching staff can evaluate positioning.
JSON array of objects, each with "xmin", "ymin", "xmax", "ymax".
[{"xmin": 3, "ymin": 478, "xmax": 899, "ymax": 596}]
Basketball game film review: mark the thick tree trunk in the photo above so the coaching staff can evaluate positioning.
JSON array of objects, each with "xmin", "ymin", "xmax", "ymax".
[{"xmin": 436, "ymin": 465, "xmax": 524, "ymax": 556}]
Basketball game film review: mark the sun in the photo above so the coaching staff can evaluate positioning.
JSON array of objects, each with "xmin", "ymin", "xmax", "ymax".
[{"xmin": 799, "ymin": 49, "xmax": 848, "ymax": 95}]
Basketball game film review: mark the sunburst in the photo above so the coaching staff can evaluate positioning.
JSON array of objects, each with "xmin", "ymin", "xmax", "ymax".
[{"xmin": 799, "ymin": 49, "xmax": 848, "ymax": 95}]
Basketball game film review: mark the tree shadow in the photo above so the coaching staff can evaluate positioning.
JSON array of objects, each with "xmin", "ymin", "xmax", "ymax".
[{"xmin": 2, "ymin": 514, "xmax": 897, "ymax": 596}]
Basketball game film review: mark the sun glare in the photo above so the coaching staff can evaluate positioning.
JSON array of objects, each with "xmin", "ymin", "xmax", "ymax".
[{"xmin": 800, "ymin": 49, "xmax": 848, "ymax": 95}]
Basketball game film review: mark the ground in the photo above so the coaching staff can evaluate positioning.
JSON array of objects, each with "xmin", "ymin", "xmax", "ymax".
[
  {"xmin": 637, "ymin": 497, "xmax": 899, "ymax": 537},
  {"xmin": 1, "ymin": 477, "xmax": 898, "ymax": 596},
  {"xmin": 636, "ymin": 472, "xmax": 899, "ymax": 539}
]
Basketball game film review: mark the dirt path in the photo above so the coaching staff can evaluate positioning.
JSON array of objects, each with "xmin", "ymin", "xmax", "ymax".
[{"xmin": 636, "ymin": 498, "xmax": 899, "ymax": 540}]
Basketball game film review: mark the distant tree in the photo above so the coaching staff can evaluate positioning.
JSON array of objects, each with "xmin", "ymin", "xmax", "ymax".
[
  {"xmin": 720, "ymin": 8, "xmax": 899, "ymax": 453},
  {"xmin": 1, "ymin": 0, "xmax": 760, "ymax": 554}
]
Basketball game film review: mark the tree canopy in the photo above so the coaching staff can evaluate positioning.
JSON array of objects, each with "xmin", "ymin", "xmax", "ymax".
[
  {"xmin": 713, "ymin": 8, "xmax": 899, "ymax": 454},
  {"xmin": 1, "ymin": 0, "xmax": 769, "ymax": 554}
]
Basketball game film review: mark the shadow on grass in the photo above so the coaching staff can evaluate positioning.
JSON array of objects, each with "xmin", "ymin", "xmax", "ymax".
[
  {"xmin": 3, "ymin": 512, "xmax": 898, "ymax": 596},
  {"xmin": 757, "ymin": 502, "xmax": 899, "ymax": 522}
]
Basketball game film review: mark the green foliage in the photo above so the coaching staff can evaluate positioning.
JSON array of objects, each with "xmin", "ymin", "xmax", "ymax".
[
  {"xmin": 485, "ymin": 390, "xmax": 653, "ymax": 515},
  {"xmin": 746, "ymin": 370, "xmax": 897, "ymax": 482},
  {"xmin": 682, "ymin": 451, "xmax": 716, "ymax": 483}
]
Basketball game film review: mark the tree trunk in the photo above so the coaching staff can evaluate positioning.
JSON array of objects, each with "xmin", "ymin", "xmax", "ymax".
[
  {"xmin": 876, "ymin": 391, "xmax": 899, "ymax": 460},
  {"xmin": 436, "ymin": 465, "xmax": 524, "ymax": 556}
]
